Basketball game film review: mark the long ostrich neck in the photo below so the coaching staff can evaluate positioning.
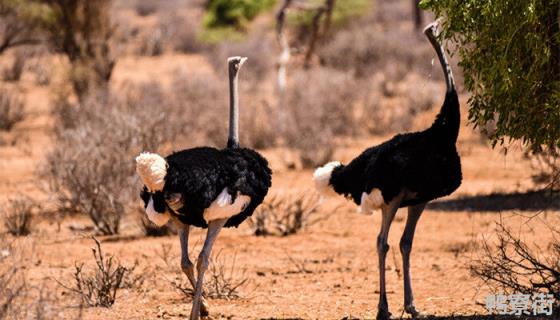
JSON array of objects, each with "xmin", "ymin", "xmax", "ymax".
[
  {"xmin": 227, "ymin": 59, "xmax": 241, "ymax": 148},
  {"xmin": 425, "ymin": 22, "xmax": 460, "ymax": 144},
  {"xmin": 424, "ymin": 23, "xmax": 455, "ymax": 93}
]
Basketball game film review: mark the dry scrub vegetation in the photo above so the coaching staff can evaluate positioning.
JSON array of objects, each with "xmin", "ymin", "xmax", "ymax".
[
  {"xmin": 57, "ymin": 237, "xmax": 141, "ymax": 308},
  {"xmin": 0, "ymin": 236, "xmax": 58, "ymax": 319},
  {"xmin": 249, "ymin": 193, "xmax": 324, "ymax": 236},
  {"xmin": 0, "ymin": 87, "xmax": 25, "ymax": 131},
  {"xmin": 471, "ymin": 220, "xmax": 560, "ymax": 315},
  {"xmin": 172, "ymin": 250, "xmax": 251, "ymax": 301},
  {"xmin": 1, "ymin": 196, "xmax": 37, "ymax": 236}
]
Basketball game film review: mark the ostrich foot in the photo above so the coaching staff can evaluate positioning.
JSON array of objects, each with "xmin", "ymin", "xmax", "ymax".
[
  {"xmin": 405, "ymin": 304, "xmax": 425, "ymax": 319},
  {"xmin": 200, "ymin": 297, "xmax": 209, "ymax": 317}
]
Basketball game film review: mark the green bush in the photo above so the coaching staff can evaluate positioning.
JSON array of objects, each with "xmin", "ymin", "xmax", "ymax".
[
  {"xmin": 203, "ymin": 0, "xmax": 276, "ymax": 30},
  {"xmin": 421, "ymin": 0, "xmax": 560, "ymax": 151}
]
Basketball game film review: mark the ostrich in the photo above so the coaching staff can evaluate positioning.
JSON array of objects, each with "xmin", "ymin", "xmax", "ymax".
[
  {"xmin": 313, "ymin": 22, "xmax": 462, "ymax": 320},
  {"xmin": 135, "ymin": 57, "xmax": 272, "ymax": 320}
]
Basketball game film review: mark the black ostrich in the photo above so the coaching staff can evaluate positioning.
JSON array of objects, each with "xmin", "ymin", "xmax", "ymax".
[
  {"xmin": 136, "ymin": 57, "xmax": 272, "ymax": 320},
  {"xmin": 313, "ymin": 22, "xmax": 462, "ymax": 320}
]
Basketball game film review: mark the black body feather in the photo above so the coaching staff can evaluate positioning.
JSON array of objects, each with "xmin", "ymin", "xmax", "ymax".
[
  {"xmin": 329, "ymin": 90, "xmax": 462, "ymax": 208},
  {"xmin": 141, "ymin": 147, "xmax": 272, "ymax": 228}
]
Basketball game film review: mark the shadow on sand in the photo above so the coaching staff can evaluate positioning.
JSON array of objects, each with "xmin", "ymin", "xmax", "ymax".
[{"xmin": 427, "ymin": 190, "xmax": 560, "ymax": 212}]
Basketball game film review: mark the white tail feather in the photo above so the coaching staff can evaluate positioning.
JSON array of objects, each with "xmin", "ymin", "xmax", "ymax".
[
  {"xmin": 313, "ymin": 161, "xmax": 341, "ymax": 197},
  {"xmin": 136, "ymin": 152, "xmax": 167, "ymax": 192}
]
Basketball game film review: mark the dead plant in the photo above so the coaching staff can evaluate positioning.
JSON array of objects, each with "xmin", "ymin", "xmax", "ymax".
[
  {"xmin": 1, "ymin": 196, "xmax": 37, "ymax": 236},
  {"xmin": 57, "ymin": 237, "xmax": 135, "ymax": 308},
  {"xmin": 471, "ymin": 220, "xmax": 560, "ymax": 315},
  {"xmin": 0, "ymin": 88, "xmax": 25, "ymax": 131},
  {"xmin": 249, "ymin": 193, "xmax": 324, "ymax": 236},
  {"xmin": 2, "ymin": 50, "xmax": 26, "ymax": 82},
  {"xmin": 171, "ymin": 250, "xmax": 250, "ymax": 301}
]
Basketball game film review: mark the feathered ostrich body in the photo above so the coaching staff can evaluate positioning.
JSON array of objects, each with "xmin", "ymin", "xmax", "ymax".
[
  {"xmin": 136, "ymin": 57, "xmax": 271, "ymax": 320},
  {"xmin": 313, "ymin": 22, "xmax": 462, "ymax": 320}
]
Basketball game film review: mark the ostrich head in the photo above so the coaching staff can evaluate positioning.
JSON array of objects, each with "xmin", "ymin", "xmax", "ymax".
[
  {"xmin": 136, "ymin": 152, "xmax": 171, "ymax": 226},
  {"xmin": 228, "ymin": 56, "xmax": 248, "ymax": 74},
  {"xmin": 136, "ymin": 152, "xmax": 167, "ymax": 192},
  {"xmin": 313, "ymin": 161, "xmax": 341, "ymax": 197}
]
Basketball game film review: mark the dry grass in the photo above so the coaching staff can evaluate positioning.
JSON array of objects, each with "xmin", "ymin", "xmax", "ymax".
[
  {"xmin": 283, "ymin": 68, "xmax": 357, "ymax": 167},
  {"xmin": 57, "ymin": 237, "xmax": 137, "ymax": 308},
  {"xmin": 0, "ymin": 87, "xmax": 25, "ymax": 131},
  {"xmin": 171, "ymin": 250, "xmax": 250, "ymax": 301},
  {"xmin": 249, "ymin": 193, "xmax": 323, "ymax": 236},
  {"xmin": 0, "ymin": 239, "xmax": 26, "ymax": 319},
  {"xmin": 135, "ymin": 1, "xmax": 159, "ymax": 16},
  {"xmin": 1, "ymin": 196, "xmax": 37, "ymax": 237},
  {"xmin": 206, "ymin": 33, "xmax": 275, "ymax": 82},
  {"xmin": 0, "ymin": 237, "xmax": 58, "ymax": 319},
  {"xmin": 168, "ymin": 13, "xmax": 205, "ymax": 54},
  {"xmin": 2, "ymin": 50, "xmax": 26, "ymax": 82},
  {"xmin": 471, "ymin": 220, "xmax": 560, "ymax": 315}
]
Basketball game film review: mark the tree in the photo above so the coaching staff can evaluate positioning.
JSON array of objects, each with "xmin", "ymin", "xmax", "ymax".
[
  {"xmin": 0, "ymin": 0, "xmax": 115, "ymax": 99},
  {"xmin": 420, "ymin": 0, "xmax": 560, "ymax": 152},
  {"xmin": 412, "ymin": 0, "xmax": 422, "ymax": 30},
  {"xmin": 43, "ymin": 0, "xmax": 115, "ymax": 100}
]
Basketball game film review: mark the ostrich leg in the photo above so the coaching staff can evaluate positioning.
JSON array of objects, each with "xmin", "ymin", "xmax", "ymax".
[
  {"xmin": 190, "ymin": 219, "xmax": 227, "ymax": 320},
  {"xmin": 179, "ymin": 225, "xmax": 209, "ymax": 317},
  {"xmin": 400, "ymin": 203, "xmax": 426, "ymax": 318},
  {"xmin": 376, "ymin": 194, "xmax": 403, "ymax": 320}
]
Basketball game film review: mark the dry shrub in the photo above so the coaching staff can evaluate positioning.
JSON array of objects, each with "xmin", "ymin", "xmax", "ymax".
[
  {"xmin": 471, "ymin": 221, "xmax": 560, "ymax": 315},
  {"xmin": 171, "ymin": 71, "xmax": 227, "ymax": 147},
  {"xmin": 135, "ymin": 1, "xmax": 159, "ymax": 16},
  {"xmin": 172, "ymin": 250, "xmax": 250, "ymax": 300},
  {"xmin": 57, "ymin": 237, "xmax": 136, "ymax": 308},
  {"xmin": 44, "ymin": 85, "xmax": 180, "ymax": 235},
  {"xmin": 249, "ymin": 193, "xmax": 323, "ymax": 236},
  {"xmin": 206, "ymin": 250, "xmax": 250, "ymax": 299},
  {"xmin": 137, "ymin": 28, "xmax": 167, "ymax": 56},
  {"xmin": 284, "ymin": 68, "xmax": 357, "ymax": 167},
  {"xmin": 206, "ymin": 33, "xmax": 276, "ymax": 82},
  {"xmin": 360, "ymin": 75, "xmax": 438, "ymax": 135},
  {"xmin": 239, "ymin": 98, "xmax": 276, "ymax": 149},
  {"xmin": 0, "ymin": 239, "xmax": 26, "ymax": 319},
  {"xmin": 319, "ymin": 26, "xmax": 434, "ymax": 82},
  {"xmin": 0, "ymin": 237, "xmax": 58, "ymax": 319},
  {"xmin": 2, "ymin": 50, "xmax": 26, "ymax": 82},
  {"xmin": 1, "ymin": 196, "xmax": 37, "ymax": 236},
  {"xmin": 168, "ymin": 13, "xmax": 205, "ymax": 54},
  {"xmin": 0, "ymin": 88, "xmax": 25, "ymax": 131}
]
